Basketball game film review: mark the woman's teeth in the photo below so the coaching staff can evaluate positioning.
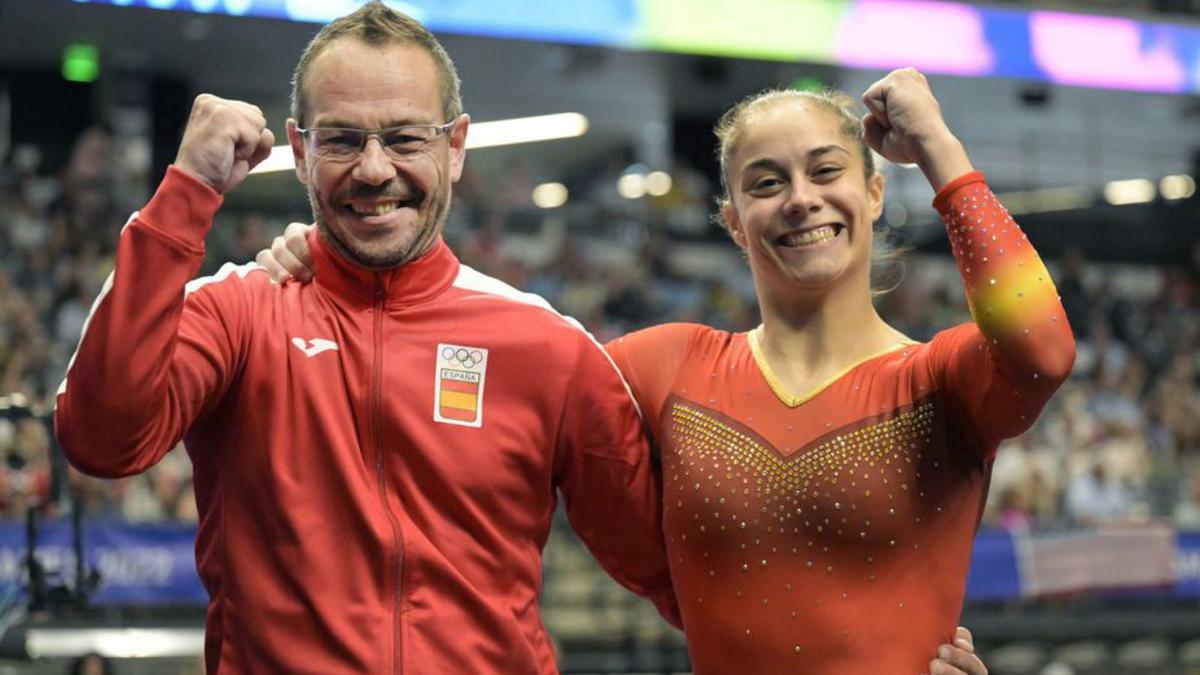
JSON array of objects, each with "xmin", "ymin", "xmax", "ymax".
[{"xmin": 781, "ymin": 226, "xmax": 837, "ymax": 246}]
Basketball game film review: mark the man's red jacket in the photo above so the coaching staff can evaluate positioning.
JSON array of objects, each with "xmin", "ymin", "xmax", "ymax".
[{"xmin": 55, "ymin": 167, "xmax": 679, "ymax": 674}]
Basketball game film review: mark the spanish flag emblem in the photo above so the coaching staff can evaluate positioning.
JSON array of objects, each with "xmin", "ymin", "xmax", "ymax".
[{"xmin": 433, "ymin": 344, "xmax": 488, "ymax": 427}]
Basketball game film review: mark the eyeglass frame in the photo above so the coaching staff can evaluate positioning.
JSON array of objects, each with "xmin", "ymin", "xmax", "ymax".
[{"xmin": 296, "ymin": 119, "xmax": 459, "ymax": 161}]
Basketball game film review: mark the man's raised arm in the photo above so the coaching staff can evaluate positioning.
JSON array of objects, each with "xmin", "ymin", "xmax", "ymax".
[{"xmin": 55, "ymin": 95, "xmax": 273, "ymax": 477}]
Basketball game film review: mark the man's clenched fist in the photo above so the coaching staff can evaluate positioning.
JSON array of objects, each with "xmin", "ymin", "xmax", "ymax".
[{"xmin": 173, "ymin": 94, "xmax": 275, "ymax": 195}]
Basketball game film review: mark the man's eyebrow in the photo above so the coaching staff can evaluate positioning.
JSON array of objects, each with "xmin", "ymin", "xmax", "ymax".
[{"xmin": 309, "ymin": 117, "xmax": 427, "ymax": 129}]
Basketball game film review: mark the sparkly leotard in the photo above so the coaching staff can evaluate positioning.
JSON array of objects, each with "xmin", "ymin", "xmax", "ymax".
[{"xmin": 606, "ymin": 173, "xmax": 1075, "ymax": 673}]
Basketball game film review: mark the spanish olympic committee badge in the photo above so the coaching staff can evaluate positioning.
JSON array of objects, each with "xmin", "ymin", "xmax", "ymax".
[{"xmin": 433, "ymin": 343, "xmax": 489, "ymax": 427}]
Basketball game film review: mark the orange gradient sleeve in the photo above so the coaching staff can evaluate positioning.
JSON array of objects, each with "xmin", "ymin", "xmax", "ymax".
[{"xmin": 929, "ymin": 172, "xmax": 1076, "ymax": 448}]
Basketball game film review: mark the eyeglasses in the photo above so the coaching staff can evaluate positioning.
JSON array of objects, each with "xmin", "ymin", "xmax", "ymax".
[{"xmin": 297, "ymin": 120, "xmax": 456, "ymax": 161}]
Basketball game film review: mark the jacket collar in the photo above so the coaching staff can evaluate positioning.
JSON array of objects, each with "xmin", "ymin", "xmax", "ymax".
[{"xmin": 308, "ymin": 229, "xmax": 459, "ymax": 309}]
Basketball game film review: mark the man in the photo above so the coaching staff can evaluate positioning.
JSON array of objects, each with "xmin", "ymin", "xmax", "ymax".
[
  {"xmin": 57, "ymin": 2, "xmax": 987, "ymax": 673},
  {"xmin": 55, "ymin": 4, "xmax": 675, "ymax": 673}
]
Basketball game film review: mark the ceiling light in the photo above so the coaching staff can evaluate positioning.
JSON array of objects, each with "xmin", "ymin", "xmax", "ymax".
[
  {"xmin": 532, "ymin": 182, "xmax": 568, "ymax": 209},
  {"xmin": 1103, "ymin": 178, "xmax": 1155, "ymax": 206},
  {"xmin": 465, "ymin": 113, "xmax": 588, "ymax": 150},
  {"xmin": 997, "ymin": 186, "xmax": 1092, "ymax": 215},
  {"xmin": 617, "ymin": 174, "xmax": 646, "ymax": 199},
  {"xmin": 1160, "ymin": 174, "xmax": 1195, "ymax": 201},
  {"xmin": 645, "ymin": 171, "xmax": 673, "ymax": 196}
]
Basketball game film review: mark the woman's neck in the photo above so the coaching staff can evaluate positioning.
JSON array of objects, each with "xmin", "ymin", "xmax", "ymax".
[{"xmin": 754, "ymin": 278, "xmax": 908, "ymax": 394}]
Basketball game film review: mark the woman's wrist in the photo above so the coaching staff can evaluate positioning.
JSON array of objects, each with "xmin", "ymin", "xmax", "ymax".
[{"xmin": 916, "ymin": 133, "xmax": 974, "ymax": 192}]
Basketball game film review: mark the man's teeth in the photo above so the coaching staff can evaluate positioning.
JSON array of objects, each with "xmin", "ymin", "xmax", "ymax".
[
  {"xmin": 782, "ymin": 226, "xmax": 837, "ymax": 246},
  {"xmin": 352, "ymin": 202, "xmax": 401, "ymax": 216}
]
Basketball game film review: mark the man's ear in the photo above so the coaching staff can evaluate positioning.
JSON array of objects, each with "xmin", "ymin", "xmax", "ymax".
[
  {"xmin": 447, "ymin": 113, "xmax": 470, "ymax": 183},
  {"xmin": 286, "ymin": 119, "xmax": 308, "ymax": 185}
]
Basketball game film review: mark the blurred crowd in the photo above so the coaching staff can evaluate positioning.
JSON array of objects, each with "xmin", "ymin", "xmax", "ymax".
[{"xmin": 2, "ymin": 126, "xmax": 1199, "ymax": 534}]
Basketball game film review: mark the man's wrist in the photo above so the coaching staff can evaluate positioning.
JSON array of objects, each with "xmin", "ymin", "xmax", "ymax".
[
  {"xmin": 171, "ymin": 160, "xmax": 219, "ymax": 193},
  {"xmin": 137, "ymin": 166, "xmax": 223, "ymax": 251}
]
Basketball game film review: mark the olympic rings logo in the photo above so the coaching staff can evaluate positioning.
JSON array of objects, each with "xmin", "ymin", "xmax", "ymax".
[{"xmin": 441, "ymin": 346, "xmax": 485, "ymax": 368}]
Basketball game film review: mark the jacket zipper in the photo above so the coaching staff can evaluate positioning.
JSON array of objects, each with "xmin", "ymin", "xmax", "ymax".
[{"xmin": 372, "ymin": 279, "xmax": 405, "ymax": 674}]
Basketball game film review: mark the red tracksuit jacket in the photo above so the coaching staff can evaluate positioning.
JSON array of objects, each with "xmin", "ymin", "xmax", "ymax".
[{"xmin": 55, "ymin": 167, "xmax": 679, "ymax": 674}]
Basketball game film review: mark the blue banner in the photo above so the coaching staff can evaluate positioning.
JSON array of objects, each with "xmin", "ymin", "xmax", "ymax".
[
  {"xmin": 1174, "ymin": 532, "xmax": 1200, "ymax": 597},
  {"xmin": 0, "ymin": 520, "xmax": 206, "ymax": 605},
  {"xmin": 964, "ymin": 529, "xmax": 1021, "ymax": 600},
  {"xmin": 2, "ymin": 521, "xmax": 1198, "ymax": 605}
]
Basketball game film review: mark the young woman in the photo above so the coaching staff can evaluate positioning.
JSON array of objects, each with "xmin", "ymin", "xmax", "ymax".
[
  {"xmin": 261, "ymin": 68, "xmax": 1069, "ymax": 673},
  {"xmin": 601, "ymin": 67, "xmax": 1073, "ymax": 672}
]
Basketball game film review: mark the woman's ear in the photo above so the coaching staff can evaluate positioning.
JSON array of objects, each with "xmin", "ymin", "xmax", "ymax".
[
  {"xmin": 868, "ymin": 172, "xmax": 885, "ymax": 222},
  {"xmin": 721, "ymin": 200, "xmax": 748, "ymax": 250}
]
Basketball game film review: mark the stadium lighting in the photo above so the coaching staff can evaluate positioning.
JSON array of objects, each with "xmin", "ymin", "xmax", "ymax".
[
  {"xmin": 617, "ymin": 173, "xmax": 646, "ymax": 199},
  {"xmin": 1103, "ymin": 178, "xmax": 1156, "ymax": 205},
  {"xmin": 465, "ymin": 112, "xmax": 588, "ymax": 150},
  {"xmin": 1160, "ymin": 174, "xmax": 1196, "ymax": 200},
  {"xmin": 246, "ymin": 146, "xmax": 295, "ymax": 175},
  {"xmin": 644, "ymin": 171, "xmax": 673, "ymax": 197},
  {"xmin": 532, "ymin": 182, "xmax": 568, "ymax": 209},
  {"xmin": 249, "ymin": 113, "xmax": 590, "ymax": 175},
  {"xmin": 996, "ymin": 186, "xmax": 1093, "ymax": 215}
]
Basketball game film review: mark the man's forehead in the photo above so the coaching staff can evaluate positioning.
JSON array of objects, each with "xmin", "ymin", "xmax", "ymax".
[
  {"xmin": 308, "ymin": 39, "xmax": 437, "ymax": 84},
  {"xmin": 305, "ymin": 39, "xmax": 442, "ymax": 122}
]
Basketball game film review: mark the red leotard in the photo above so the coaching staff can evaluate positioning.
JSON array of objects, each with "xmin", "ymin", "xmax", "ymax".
[{"xmin": 606, "ymin": 173, "xmax": 1075, "ymax": 674}]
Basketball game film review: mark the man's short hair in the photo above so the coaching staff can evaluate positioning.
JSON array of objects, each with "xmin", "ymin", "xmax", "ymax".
[{"xmin": 290, "ymin": 1, "xmax": 463, "ymax": 126}]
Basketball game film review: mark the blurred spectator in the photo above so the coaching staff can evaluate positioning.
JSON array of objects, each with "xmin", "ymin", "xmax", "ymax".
[
  {"xmin": 0, "ymin": 418, "xmax": 52, "ymax": 518},
  {"xmin": 69, "ymin": 652, "xmax": 115, "ymax": 675},
  {"xmin": 1056, "ymin": 247, "xmax": 1093, "ymax": 340},
  {"xmin": 1044, "ymin": 385, "xmax": 1097, "ymax": 458},
  {"xmin": 1173, "ymin": 466, "xmax": 1200, "ymax": 529},
  {"xmin": 994, "ymin": 487, "xmax": 1034, "ymax": 532},
  {"xmin": 1150, "ymin": 354, "xmax": 1200, "ymax": 455},
  {"xmin": 1066, "ymin": 462, "xmax": 1136, "ymax": 524},
  {"xmin": 989, "ymin": 429, "xmax": 1063, "ymax": 524},
  {"xmin": 1076, "ymin": 319, "xmax": 1129, "ymax": 381}
]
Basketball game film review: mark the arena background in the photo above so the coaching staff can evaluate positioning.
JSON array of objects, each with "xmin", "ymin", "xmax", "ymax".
[{"xmin": 0, "ymin": 0, "xmax": 1198, "ymax": 673}]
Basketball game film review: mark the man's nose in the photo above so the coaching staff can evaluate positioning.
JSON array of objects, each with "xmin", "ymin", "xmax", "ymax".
[{"xmin": 352, "ymin": 137, "xmax": 398, "ymax": 185}]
